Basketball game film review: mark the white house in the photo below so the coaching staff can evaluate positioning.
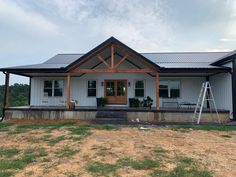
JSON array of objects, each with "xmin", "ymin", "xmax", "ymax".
[{"xmin": 1, "ymin": 37, "xmax": 235, "ymax": 123}]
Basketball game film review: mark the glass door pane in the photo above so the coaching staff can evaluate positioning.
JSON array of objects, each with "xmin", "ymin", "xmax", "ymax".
[
  {"xmin": 106, "ymin": 81, "xmax": 115, "ymax": 96},
  {"xmin": 117, "ymin": 81, "xmax": 126, "ymax": 96}
]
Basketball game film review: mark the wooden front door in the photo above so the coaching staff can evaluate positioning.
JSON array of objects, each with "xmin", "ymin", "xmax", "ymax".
[{"xmin": 105, "ymin": 80, "xmax": 127, "ymax": 104}]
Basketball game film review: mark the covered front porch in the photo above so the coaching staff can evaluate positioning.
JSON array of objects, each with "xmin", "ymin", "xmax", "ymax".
[{"xmin": 4, "ymin": 105, "xmax": 230, "ymax": 123}]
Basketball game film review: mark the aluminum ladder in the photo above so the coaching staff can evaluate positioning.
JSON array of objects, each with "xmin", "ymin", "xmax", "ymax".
[{"xmin": 193, "ymin": 81, "xmax": 220, "ymax": 124}]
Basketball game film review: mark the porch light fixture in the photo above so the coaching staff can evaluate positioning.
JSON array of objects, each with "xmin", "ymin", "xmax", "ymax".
[
  {"xmin": 128, "ymin": 82, "xmax": 131, "ymax": 87},
  {"xmin": 101, "ymin": 82, "xmax": 104, "ymax": 86}
]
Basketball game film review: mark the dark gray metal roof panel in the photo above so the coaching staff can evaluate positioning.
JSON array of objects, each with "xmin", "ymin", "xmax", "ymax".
[
  {"xmin": 43, "ymin": 54, "xmax": 83, "ymax": 64},
  {"xmin": 141, "ymin": 52, "xmax": 229, "ymax": 63},
  {"xmin": 0, "ymin": 51, "xmax": 231, "ymax": 71}
]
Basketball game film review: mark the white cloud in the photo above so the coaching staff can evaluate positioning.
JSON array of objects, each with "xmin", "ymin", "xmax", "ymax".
[
  {"xmin": 0, "ymin": 0, "xmax": 59, "ymax": 34},
  {"xmin": 33, "ymin": 0, "xmax": 175, "ymax": 52}
]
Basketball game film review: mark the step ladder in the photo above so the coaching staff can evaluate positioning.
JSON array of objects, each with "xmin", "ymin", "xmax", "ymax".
[{"xmin": 193, "ymin": 81, "xmax": 220, "ymax": 124}]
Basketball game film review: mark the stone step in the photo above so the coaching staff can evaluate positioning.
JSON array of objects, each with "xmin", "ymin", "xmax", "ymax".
[
  {"xmin": 92, "ymin": 118, "xmax": 127, "ymax": 125},
  {"xmin": 96, "ymin": 111, "xmax": 127, "ymax": 119}
]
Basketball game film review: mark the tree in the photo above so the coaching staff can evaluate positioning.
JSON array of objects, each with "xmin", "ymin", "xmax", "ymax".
[{"xmin": 0, "ymin": 84, "xmax": 29, "ymax": 116}]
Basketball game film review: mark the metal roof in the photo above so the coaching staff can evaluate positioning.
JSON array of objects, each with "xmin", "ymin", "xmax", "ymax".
[{"xmin": 1, "ymin": 51, "xmax": 230, "ymax": 71}]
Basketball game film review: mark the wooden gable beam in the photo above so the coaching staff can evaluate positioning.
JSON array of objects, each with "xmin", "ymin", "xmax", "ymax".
[
  {"xmin": 69, "ymin": 43, "xmax": 111, "ymax": 72},
  {"xmin": 97, "ymin": 54, "xmax": 110, "ymax": 68},
  {"xmin": 73, "ymin": 68, "xmax": 156, "ymax": 73},
  {"xmin": 115, "ymin": 44, "xmax": 159, "ymax": 71},
  {"xmin": 115, "ymin": 53, "xmax": 129, "ymax": 68}
]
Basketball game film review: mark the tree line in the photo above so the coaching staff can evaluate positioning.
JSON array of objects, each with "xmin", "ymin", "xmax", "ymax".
[{"xmin": 0, "ymin": 84, "xmax": 29, "ymax": 116}]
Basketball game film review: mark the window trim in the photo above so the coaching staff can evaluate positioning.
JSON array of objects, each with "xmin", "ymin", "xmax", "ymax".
[
  {"xmin": 87, "ymin": 80, "xmax": 97, "ymax": 97},
  {"xmin": 159, "ymin": 80, "xmax": 181, "ymax": 98},
  {"xmin": 43, "ymin": 80, "xmax": 64, "ymax": 97},
  {"xmin": 134, "ymin": 80, "xmax": 145, "ymax": 98}
]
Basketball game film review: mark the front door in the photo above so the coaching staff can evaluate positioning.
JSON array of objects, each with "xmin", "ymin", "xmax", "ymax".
[{"xmin": 105, "ymin": 80, "xmax": 127, "ymax": 104}]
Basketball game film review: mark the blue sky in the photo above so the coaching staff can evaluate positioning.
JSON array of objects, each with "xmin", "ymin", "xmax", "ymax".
[{"xmin": 1, "ymin": 0, "xmax": 236, "ymax": 84}]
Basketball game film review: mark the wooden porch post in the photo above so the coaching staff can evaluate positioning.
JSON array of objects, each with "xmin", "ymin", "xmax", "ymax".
[
  {"xmin": 66, "ymin": 73, "xmax": 71, "ymax": 109},
  {"xmin": 111, "ymin": 44, "xmax": 114, "ymax": 68},
  {"xmin": 4, "ymin": 73, "xmax": 10, "ymax": 109},
  {"xmin": 155, "ymin": 72, "xmax": 159, "ymax": 110}
]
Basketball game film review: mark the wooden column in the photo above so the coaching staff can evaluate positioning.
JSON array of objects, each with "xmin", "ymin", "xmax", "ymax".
[
  {"xmin": 155, "ymin": 72, "xmax": 159, "ymax": 110},
  {"xmin": 66, "ymin": 73, "xmax": 71, "ymax": 109},
  {"xmin": 4, "ymin": 73, "xmax": 10, "ymax": 109},
  {"xmin": 111, "ymin": 44, "xmax": 114, "ymax": 68}
]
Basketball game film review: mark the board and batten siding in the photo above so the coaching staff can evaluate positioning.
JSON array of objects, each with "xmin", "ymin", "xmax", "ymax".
[
  {"xmin": 30, "ymin": 75, "xmax": 213, "ymax": 108},
  {"xmin": 209, "ymin": 62, "xmax": 233, "ymax": 113}
]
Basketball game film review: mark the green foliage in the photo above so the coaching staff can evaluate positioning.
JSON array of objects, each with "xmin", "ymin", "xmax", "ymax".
[
  {"xmin": 117, "ymin": 157, "xmax": 160, "ymax": 170},
  {"xmin": 86, "ymin": 162, "xmax": 117, "ymax": 176},
  {"xmin": 0, "ymin": 83, "xmax": 29, "ymax": 116},
  {"xmin": 56, "ymin": 146, "xmax": 79, "ymax": 158},
  {"xmin": 0, "ymin": 122, "xmax": 14, "ymax": 132},
  {"xmin": 129, "ymin": 98, "xmax": 140, "ymax": 107},
  {"xmin": 68, "ymin": 125, "xmax": 91, "ymax": 136},
  {"xmin": 0, "ymin": 147, "xmax": 19, "ymax": 158},
  {"xmin": 91, "ymin": 124, "xmax": 119, "ymax": 130},
  {"xmin": 0, "ymin": 171, "xmax": 14, "ymax": 177},
  {"xmin": 48, "ymin": 136, "xmax": 65, "ymax": 146}
]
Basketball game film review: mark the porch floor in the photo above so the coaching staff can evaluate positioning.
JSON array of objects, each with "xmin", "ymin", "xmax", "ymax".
[{"xmin": 7, "ymin": 106, "xmax": 229, "ymax": 113}]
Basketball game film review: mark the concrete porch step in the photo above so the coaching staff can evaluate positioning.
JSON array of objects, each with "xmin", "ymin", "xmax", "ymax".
[
  {"xmin": 92, "ymin": 118, "xmax": 127, "ymax": 125},
  {"xmin": 96, "ymin": 111, "xmax": 127, "ymax": 119}
]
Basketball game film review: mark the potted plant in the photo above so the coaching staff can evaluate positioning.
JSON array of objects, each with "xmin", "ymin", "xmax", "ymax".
[
  {"xmin": 141, "ymin": 96, "xmax": 153, "ymax": 109},
  {"xmin": 129, "ymin": 98, "xmax": 140, "ymax": 107},
  {"xmin": 96, "ymin": 97, "xmax": 107, "ymax": 107}
]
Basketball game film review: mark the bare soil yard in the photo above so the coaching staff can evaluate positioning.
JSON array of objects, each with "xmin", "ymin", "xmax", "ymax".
[{"xmin": 0, "ymin": 120, "xmax": 235, "ymax": 177}]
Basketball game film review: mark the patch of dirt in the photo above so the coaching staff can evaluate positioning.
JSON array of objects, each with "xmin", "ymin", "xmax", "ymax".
[{"xmin": 0, "ymin": 126, "xmax": 235, "ymax": 177}]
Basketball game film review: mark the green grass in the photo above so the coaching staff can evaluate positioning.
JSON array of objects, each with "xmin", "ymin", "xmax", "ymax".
[
  {"xmin": 173, "ymin": 125, "xmax": 236, "ymax": 132},
  {"xmin": 8, "ymin": 122, "xmax": 76, "ymax": 134},
  {"xmin": 48, "ymin": 136, "xmax": 66, "ymax": 146},
  {"xmin": 86, "ymin": 162, "xmax": 117, "ymax": 176},
  {"xmin": 150, "ymin": 155, "xmax": 212, "ymax": 177},
  {"xmin": 0, "ymin": 171, "xmax": 14, "ymax": 177},
  {"xmin": 56, "ymin": 147, "xmax": 79, "ymax": 158},
  {"xmin": 0, "ymin": 122, "xmax": 14, "ymax": 132},
  {"xmin": 117, "ymin": 157, "xmax": 160, "ymax": 170},
  {"xmin": 167, "ymin": 165, "xmax": 213, "ymax": 177},
  {"xmin": 0, "ymin": 146, "xmax": 47, "ymax": 176},
  {"xmin": 68, "ymin": 125, "xmax": 91, "ymax": 136},
  {"xmin": 91, "ymin": 124, "xmax": 119, "ymax": 130},
  {"xmin": 0, "ymin": 147, "xmax": 20, "ymax": 158}
]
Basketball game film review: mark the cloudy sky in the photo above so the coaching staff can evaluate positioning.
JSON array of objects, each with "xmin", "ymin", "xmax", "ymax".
[{"xmin": 1, "ymin": 0, "xmax": 236, "ymax": 84}]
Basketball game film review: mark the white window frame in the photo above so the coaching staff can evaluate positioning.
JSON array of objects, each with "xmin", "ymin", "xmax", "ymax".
[
  {"xmin": 134, "ymin": 80, "xmax": 145, "ymax": 98},
  {"xmin": 159, "ymin": 80, "xmax": 181, "ymax": 98},
  {"xmin": 87, "ymin": 80, "xmax": 97, "ymax": 97},
  {"xmin": 43, "ymin": 80, "xmax": 64, "ymax": 97}
]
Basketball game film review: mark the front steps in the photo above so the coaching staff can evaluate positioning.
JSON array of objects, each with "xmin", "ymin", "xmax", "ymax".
[{"xmin": 92, "ymin": 111, "xmax": 128, "ymax": 124}]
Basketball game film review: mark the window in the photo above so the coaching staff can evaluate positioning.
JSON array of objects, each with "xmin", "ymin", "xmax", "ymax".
[
  {"xmin": 135, "ymin": 80, "xmax": 144, "ymax": 97},
  {"xmin": 44, "ymin": 81, "xmax": 53, "ymax": 96},
  {"xmin": 159, "ymin": 80, "xmax": 180, "ymax": 98},
  {"xmin": 54, "ymin": 80, "xmax": 63, "ymax": 96},
  {"xmin": 88, "ymin": 80, "xmax": 96, "ymax": 97},
  {"xmin": 44, "ymin": 80, "xmax": 63, "ymax": 97}
]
